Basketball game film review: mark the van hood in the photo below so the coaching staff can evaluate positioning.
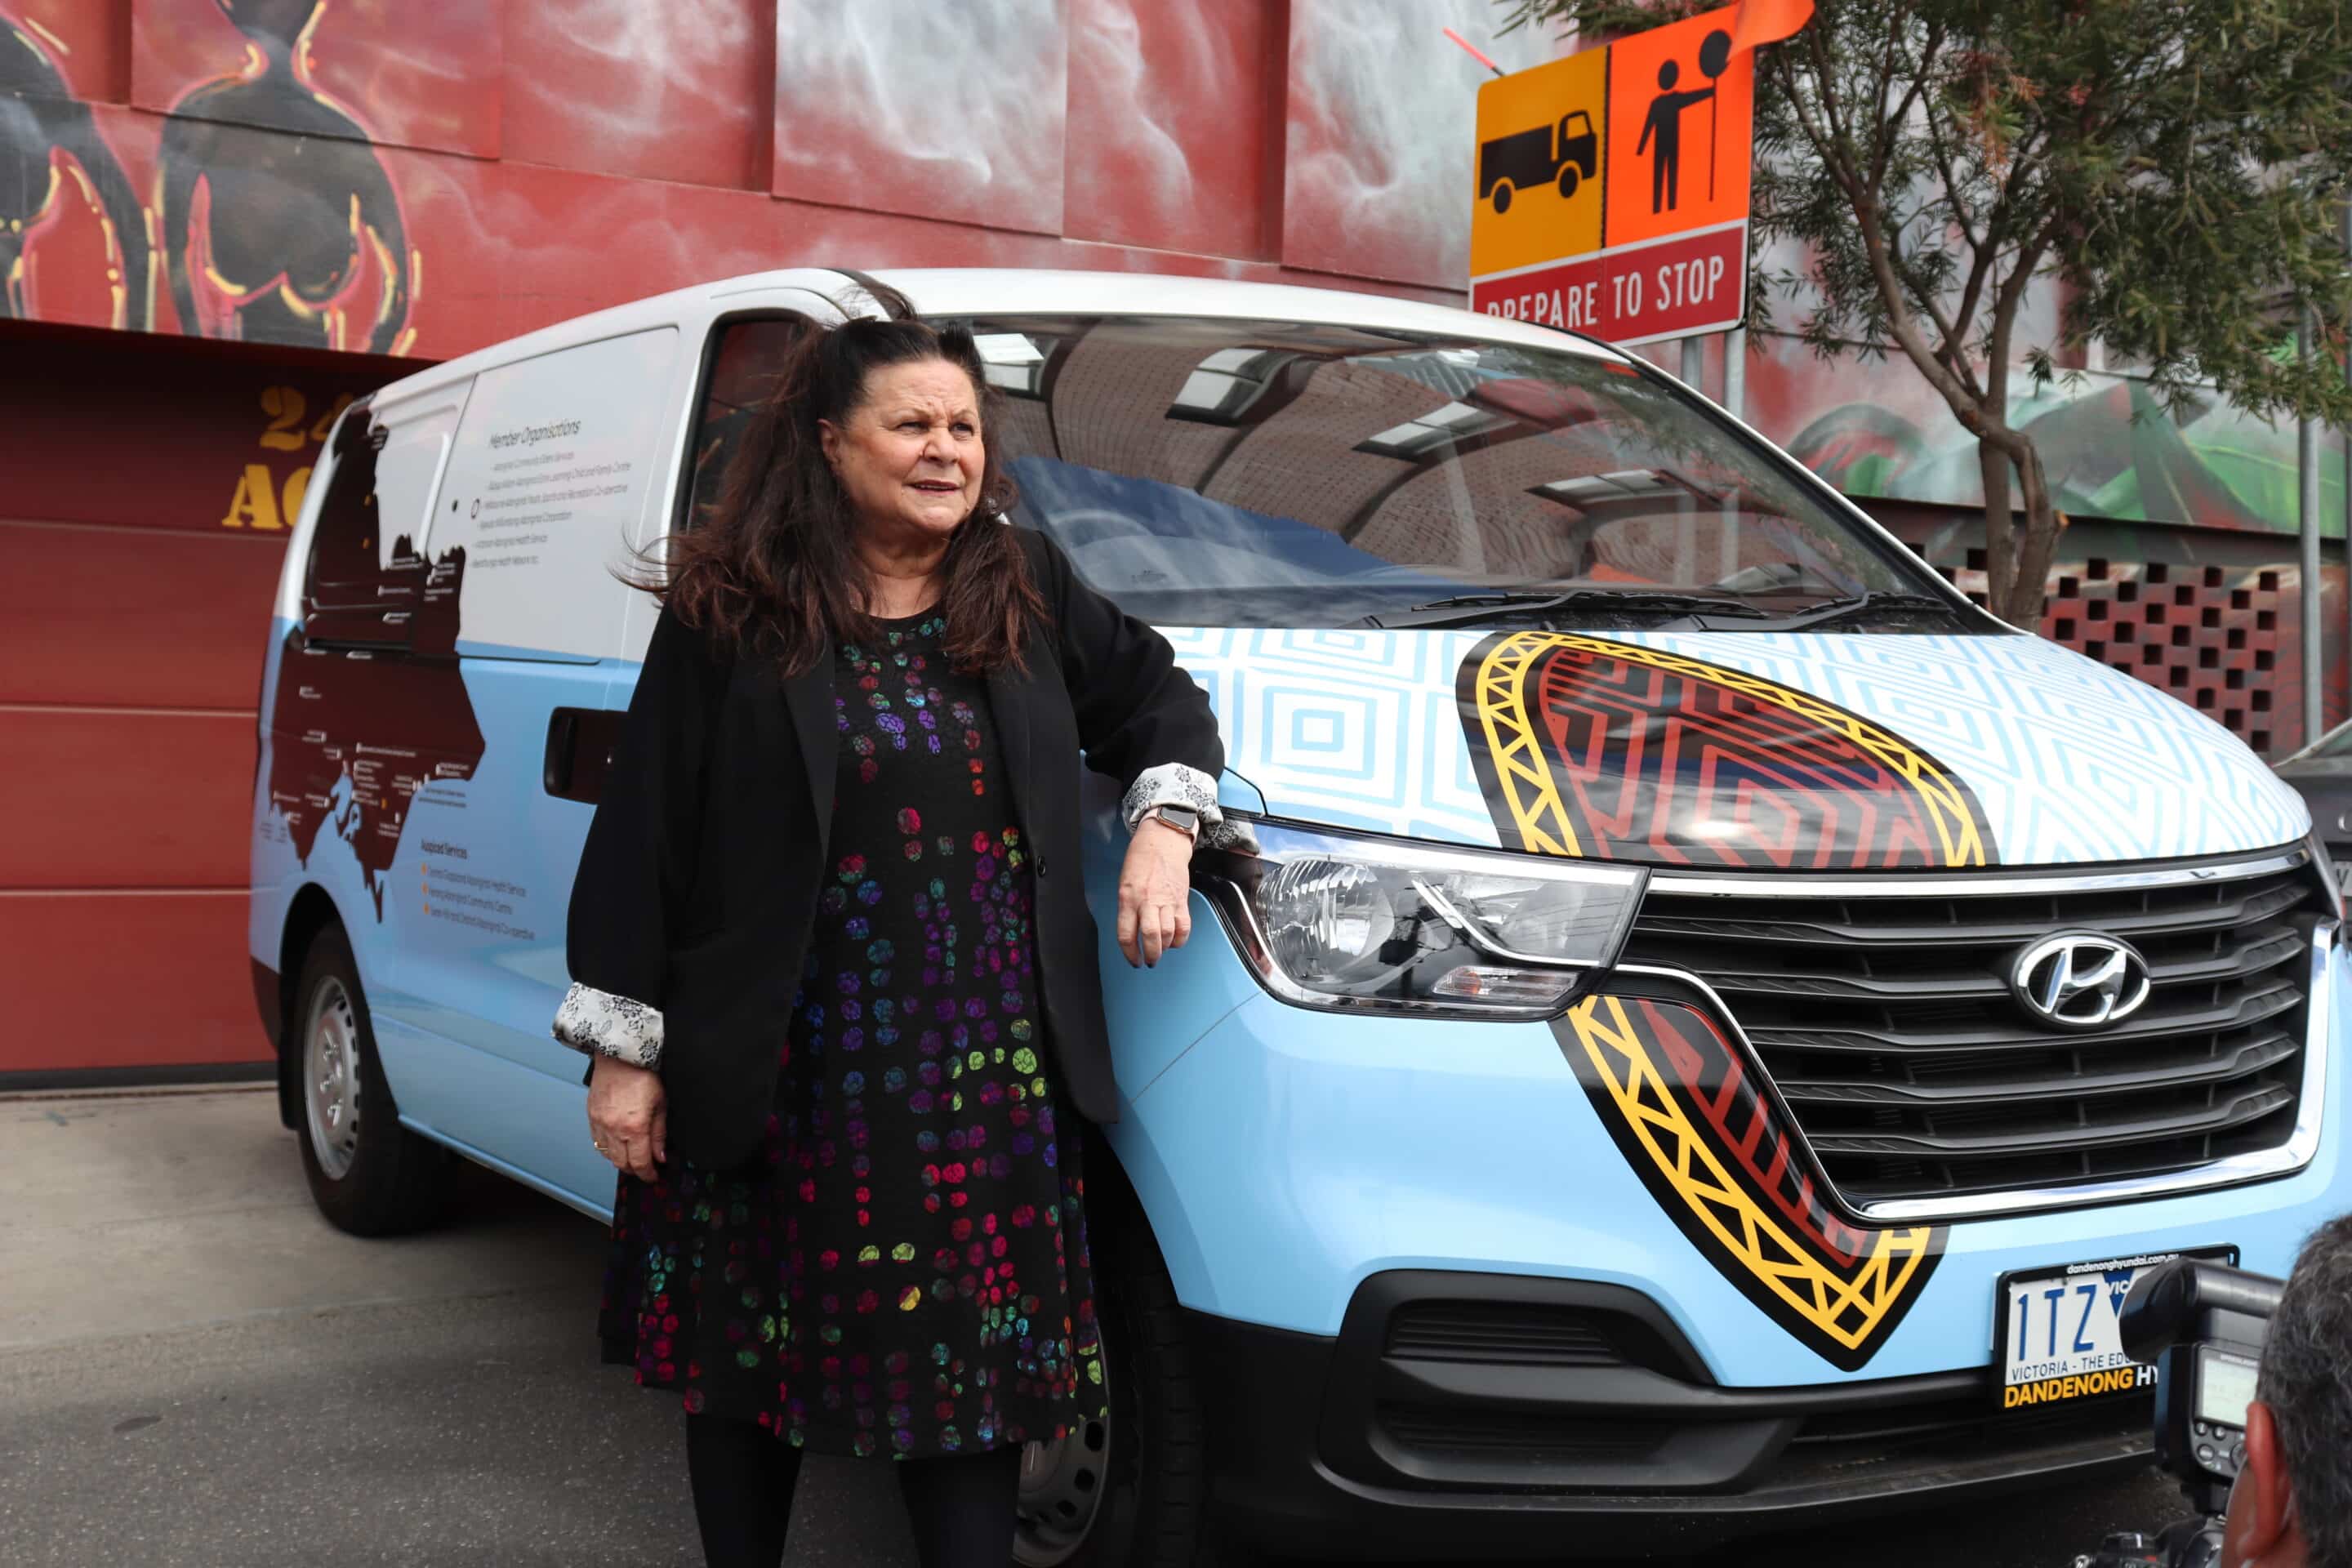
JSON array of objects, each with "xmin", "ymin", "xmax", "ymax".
[{"xmin": 1165, "ymin": 626, "xmax": 2309, "ymax": 870}]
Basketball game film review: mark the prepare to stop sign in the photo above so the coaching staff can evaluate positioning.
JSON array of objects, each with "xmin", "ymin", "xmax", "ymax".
[
  {"xmin": 1468, "ymin": 1, "xmax": 1813, "ymax": 346},
  {"xmin": 1481, "ymin": 222, "xmax": 1744, "ymax": 341},
  {"xmin": 1488, "ymin": 246, "xmax": 1729, "ymax": 329}
]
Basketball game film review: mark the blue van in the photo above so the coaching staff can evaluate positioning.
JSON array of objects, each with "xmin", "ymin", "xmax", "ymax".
[{"xmin": 248, "ymin": 268, "xmax": 2346, "ymax": 1561}]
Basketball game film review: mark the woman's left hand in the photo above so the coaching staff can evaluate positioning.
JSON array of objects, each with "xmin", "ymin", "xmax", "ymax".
[{"xmin": 1116, "ymin": 819, "xmax": 1196, "ymax": 968}]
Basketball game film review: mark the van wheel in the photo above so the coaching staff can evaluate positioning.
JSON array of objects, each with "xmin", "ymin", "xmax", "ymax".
[
  {"xmin": 1013, "ymin": 1181, "xmax": 1245, "ymax": 1567},
  {"xmin": 292, "ymin": 924, "xmax": 447, "ymax": 1236},
  {"xmin": 1557, "ymin": 163, "xmax": 1581, "ymax": 200},
  {"xmin": 1490, "ymin": 180, "xmax": 1514, "ymax": 215}
]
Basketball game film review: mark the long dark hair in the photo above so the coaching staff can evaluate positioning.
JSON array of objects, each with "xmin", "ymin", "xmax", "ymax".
[{"xmin": 652, "ymin": 282, "xmax": 1041, "ymax": 675}]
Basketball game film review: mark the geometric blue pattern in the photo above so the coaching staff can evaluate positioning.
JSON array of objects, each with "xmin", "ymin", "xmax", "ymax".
[
  {"xmin": 1161, "ymin": 626, "xmax": 1502, "ymax": 848},
  {"xmin": 1162, "ymin": 624, "xmax": 2310, "ymax": 866}
]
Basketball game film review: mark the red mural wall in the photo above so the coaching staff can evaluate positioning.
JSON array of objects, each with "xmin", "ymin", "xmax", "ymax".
[{"xmin": 2, "ymin": 0, "xmax": 1572, "ymax": 360}]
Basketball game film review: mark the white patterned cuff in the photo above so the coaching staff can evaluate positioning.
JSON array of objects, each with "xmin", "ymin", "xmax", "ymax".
[
  {"xmin": 1121, "ymin": 762, "xmax": 1254, "ymax": 850},
  {"xmin": 553, "ymin": 982, "xmax": 664, "ymax": 1070}
]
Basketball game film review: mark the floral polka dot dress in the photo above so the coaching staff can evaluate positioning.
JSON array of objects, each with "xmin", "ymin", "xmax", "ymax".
[{"xmin": 599, "ymin": 612, "xmax": 1107, "ymax": 1459}]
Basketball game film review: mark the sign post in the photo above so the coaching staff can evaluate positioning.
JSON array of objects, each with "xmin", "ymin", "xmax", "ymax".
[{"xmin": 1468, "ymin": 1, "xmax": 1811, "ymax": 353}]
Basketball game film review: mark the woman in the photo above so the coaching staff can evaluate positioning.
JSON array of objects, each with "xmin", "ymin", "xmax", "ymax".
[{"xmin": 552, "ymin": 287, "xmax": 1226, "ymax": 1568}]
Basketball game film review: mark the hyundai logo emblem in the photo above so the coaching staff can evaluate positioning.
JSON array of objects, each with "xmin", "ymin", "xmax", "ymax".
[{"xmin": 2009, "ymin": 931, "xmax": 2152, "ymax": 1030}]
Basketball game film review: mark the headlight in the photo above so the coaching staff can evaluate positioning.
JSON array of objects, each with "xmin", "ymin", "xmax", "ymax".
[{"xmin": 1196, "ymin": 817, "xmax": 1647, "ymax": 1018}]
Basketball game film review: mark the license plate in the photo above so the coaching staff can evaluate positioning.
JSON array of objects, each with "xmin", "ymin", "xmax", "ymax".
[{"xmin": 1993, "ymin": 1247, "xmax": 2235, "ymax": 1412}]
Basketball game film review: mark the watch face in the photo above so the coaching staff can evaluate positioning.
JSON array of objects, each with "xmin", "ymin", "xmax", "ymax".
[{"xmin": 1158, "ymin": 805, "xmax": 1200, "ymax": 829}]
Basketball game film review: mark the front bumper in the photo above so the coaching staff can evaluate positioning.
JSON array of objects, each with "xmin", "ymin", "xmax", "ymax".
[{"xmin": 1193, "ymin": 1272, "xmax": 2152, "ymax": 1557}]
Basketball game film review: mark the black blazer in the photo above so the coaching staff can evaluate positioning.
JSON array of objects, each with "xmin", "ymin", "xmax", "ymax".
[{"xmin": 565, "ymin": 528, "xmax": 1223, "ymax": 1170}]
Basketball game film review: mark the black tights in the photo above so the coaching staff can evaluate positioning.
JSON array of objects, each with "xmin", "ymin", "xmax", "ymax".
[{"xmin": 685, "ymin": 1414, "xmax": 1023, "ymax": 1568}]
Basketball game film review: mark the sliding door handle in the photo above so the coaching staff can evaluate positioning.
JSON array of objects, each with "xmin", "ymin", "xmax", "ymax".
[{"xmin": 544, "ymin": 708, "xmax": 626, "ymax": 804}]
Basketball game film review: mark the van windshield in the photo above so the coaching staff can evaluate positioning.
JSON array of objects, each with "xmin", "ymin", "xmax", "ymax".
[{"xmin": 960, "ymin": 314, "xmax": 1968, "ymax": 630}]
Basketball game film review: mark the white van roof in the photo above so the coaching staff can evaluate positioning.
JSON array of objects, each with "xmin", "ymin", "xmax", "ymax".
[
  {"xmin": 363, "ymin": 266, "xmax": 1624, "ymax": 407},
  {"xmin": 865, "ymin": 269, "xmax": 1623, "ymax": 357}
]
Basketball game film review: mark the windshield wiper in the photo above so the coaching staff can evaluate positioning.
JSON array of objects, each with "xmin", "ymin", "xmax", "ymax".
[
  {"xmin": 1744, "ymin": 590, "xmax": 1962, "ymax": 631},
  {"xmin": 1360, "ymin": 590, "xmax": 1770, "ymax": 630}
]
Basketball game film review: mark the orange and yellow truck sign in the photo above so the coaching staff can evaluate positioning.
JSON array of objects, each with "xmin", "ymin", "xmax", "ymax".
[{"xmin": 1470, "ymin": 0, "xmax": 1811, "ymax": 345}]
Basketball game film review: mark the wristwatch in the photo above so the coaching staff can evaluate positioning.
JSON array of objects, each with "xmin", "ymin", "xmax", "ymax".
[{"xmin": 1149, "ymin": 804, "xmax": 1201, "ymax": 841}]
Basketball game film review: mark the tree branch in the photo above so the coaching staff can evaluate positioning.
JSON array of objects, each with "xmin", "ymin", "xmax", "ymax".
[
  {"xmin": 1805, "ymin": 21, "xmax": 1860, "ymax": 170},
  {"xmin": 1914, "ymin": 70, "xmax": 2000, "ymax": 395},
  {"xmin": 1870, "ymin": 20, "xmax": 1944, "ymax": 190},
  {"xmin": 1780, "ymin": 61, "xmax": 1861, "ymax": 202},
  {"xmin": 1855, "ymin": 185, "xmax": 1990, "ymax": 424},
  {"xmin": 1944, "ymin": 242, "xmax": 1998, "ymax": 394},
  {"xmin": 1982, "ymin": 216, "xmax": 2064, "ymax": 424},
  {"xmin": 1919, "ymin": 49, "xmax": 1977, "ymax": 234},
  {"xmin": 1867, "ymin": 11, "xmax": 1904, "ymax": 180},
  {"xmin": 1894, "ymin": 222, "xmax": 1968, "ymax": 374}
]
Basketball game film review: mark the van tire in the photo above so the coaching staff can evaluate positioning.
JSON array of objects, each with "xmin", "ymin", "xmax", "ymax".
[
  {"xmin": 1015, "ymin": 1172, "xmax": 1253, "ymax": 1568},
  {"xmin": 291, "ymin": 924, "xmax": 448, "ymax": 1236},
  {"xmin": 1557, "ymin": 163, "xmax": 1581, "ymax": 200},
  {"xmin": 1490, "ymin": 180, "xmax": 1514, "ymax": 215}
]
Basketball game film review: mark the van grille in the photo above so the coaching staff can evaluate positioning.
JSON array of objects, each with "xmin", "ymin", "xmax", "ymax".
[{"xmin": 1619, "ymin": 854, "xmax": 2324, "ymax": 1206}]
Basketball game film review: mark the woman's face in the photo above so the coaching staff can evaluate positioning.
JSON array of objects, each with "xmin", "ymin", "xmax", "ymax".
[{"xmin": 821, "ymin": 358, "xmax": 985, "ymax": 546}]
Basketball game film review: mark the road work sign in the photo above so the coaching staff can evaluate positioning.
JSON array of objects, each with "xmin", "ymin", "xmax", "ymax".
[{"xmin": 1469, "ymin": 0, "xmax": 1811, "ymax": 345}]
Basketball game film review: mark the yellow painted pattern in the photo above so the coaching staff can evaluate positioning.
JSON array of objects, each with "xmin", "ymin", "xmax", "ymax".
[
  {"xmin": 1566, "ymin": 994, "xmax": 1938, "ymax": 1355},
  {"xmin": 1471, "ymin": 630, "xmax": 1584, "ymax": 856},
  {"xmin": 1472, "ymin": 630, "xmax": 1989, "ymax": 867}
]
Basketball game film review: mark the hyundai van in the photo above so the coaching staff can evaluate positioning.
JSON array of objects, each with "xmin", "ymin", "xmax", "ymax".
[{"xmin": 248, "ymin": 268, "xmax": 2347, "ymax": 1562}]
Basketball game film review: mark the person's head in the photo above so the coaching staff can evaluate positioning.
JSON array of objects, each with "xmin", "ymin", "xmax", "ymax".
[
  {"xmin": 815, "ymin": 333, "xmax": 986, "ymax": 547},
  {"xmin": 2225, "ymin": 1212, "xmax": 2352, "ymax": 1568},
  {"xmin": 655, "ymin": 282, "xmax": 1037, "ymax": 675},
  {"xmin": 1657, "ymin": 60, "xmax": 1681, "ymax": 90}
]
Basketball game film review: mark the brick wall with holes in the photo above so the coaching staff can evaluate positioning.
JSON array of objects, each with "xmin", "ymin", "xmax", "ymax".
[{"xmin": 1865, "ymin": 502, "xmax": 2349, "ymax": 759}]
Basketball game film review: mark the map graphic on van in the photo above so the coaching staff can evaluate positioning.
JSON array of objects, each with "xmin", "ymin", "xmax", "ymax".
[
  {"xmin": 265, "ymin": 541, "xmax": 483, "ymax": 917},
  {"xmin": 1459, "ymin": 630, "xmax": 1997, "ymax": 869}
]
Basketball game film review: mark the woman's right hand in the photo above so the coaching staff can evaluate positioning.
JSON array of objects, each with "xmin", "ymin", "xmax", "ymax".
[{"xmin": 587, "ymin": 1056, "xmax": 666, "ymax": 1182}]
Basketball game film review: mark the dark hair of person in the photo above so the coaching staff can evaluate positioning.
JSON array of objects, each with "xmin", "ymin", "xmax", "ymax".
[
  {"xmin": 647, "ymin": 281, "xmax": 1041, "ymax": 675},
  {"xmin": 2257, "ymin": 1210, "xmax": 2352, "ymax": 1568}
]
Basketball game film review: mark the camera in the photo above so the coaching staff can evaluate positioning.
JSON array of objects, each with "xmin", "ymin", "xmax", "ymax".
[{"xmin": 2071, "ymin": 1258, "xmax": 2284, "ymax": 1568}]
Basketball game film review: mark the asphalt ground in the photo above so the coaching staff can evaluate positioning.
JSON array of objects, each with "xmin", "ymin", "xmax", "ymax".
[{"xmin": 0, "ymin": 1085, "xmax": 2191, "ymax": 1567}]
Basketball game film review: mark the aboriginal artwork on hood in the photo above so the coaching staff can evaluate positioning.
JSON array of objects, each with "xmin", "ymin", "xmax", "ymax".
[
  {"xmin": 1459, "ymin": 628, "xmax": 1976, "ymax": 1367},
  {"xmin": 2, "ymin": 0, "xmax": 1557, "ymax": 358},
  {"xmin": 1459, "ymin": 629, "xmax": 1999, "ymax": 871}
]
